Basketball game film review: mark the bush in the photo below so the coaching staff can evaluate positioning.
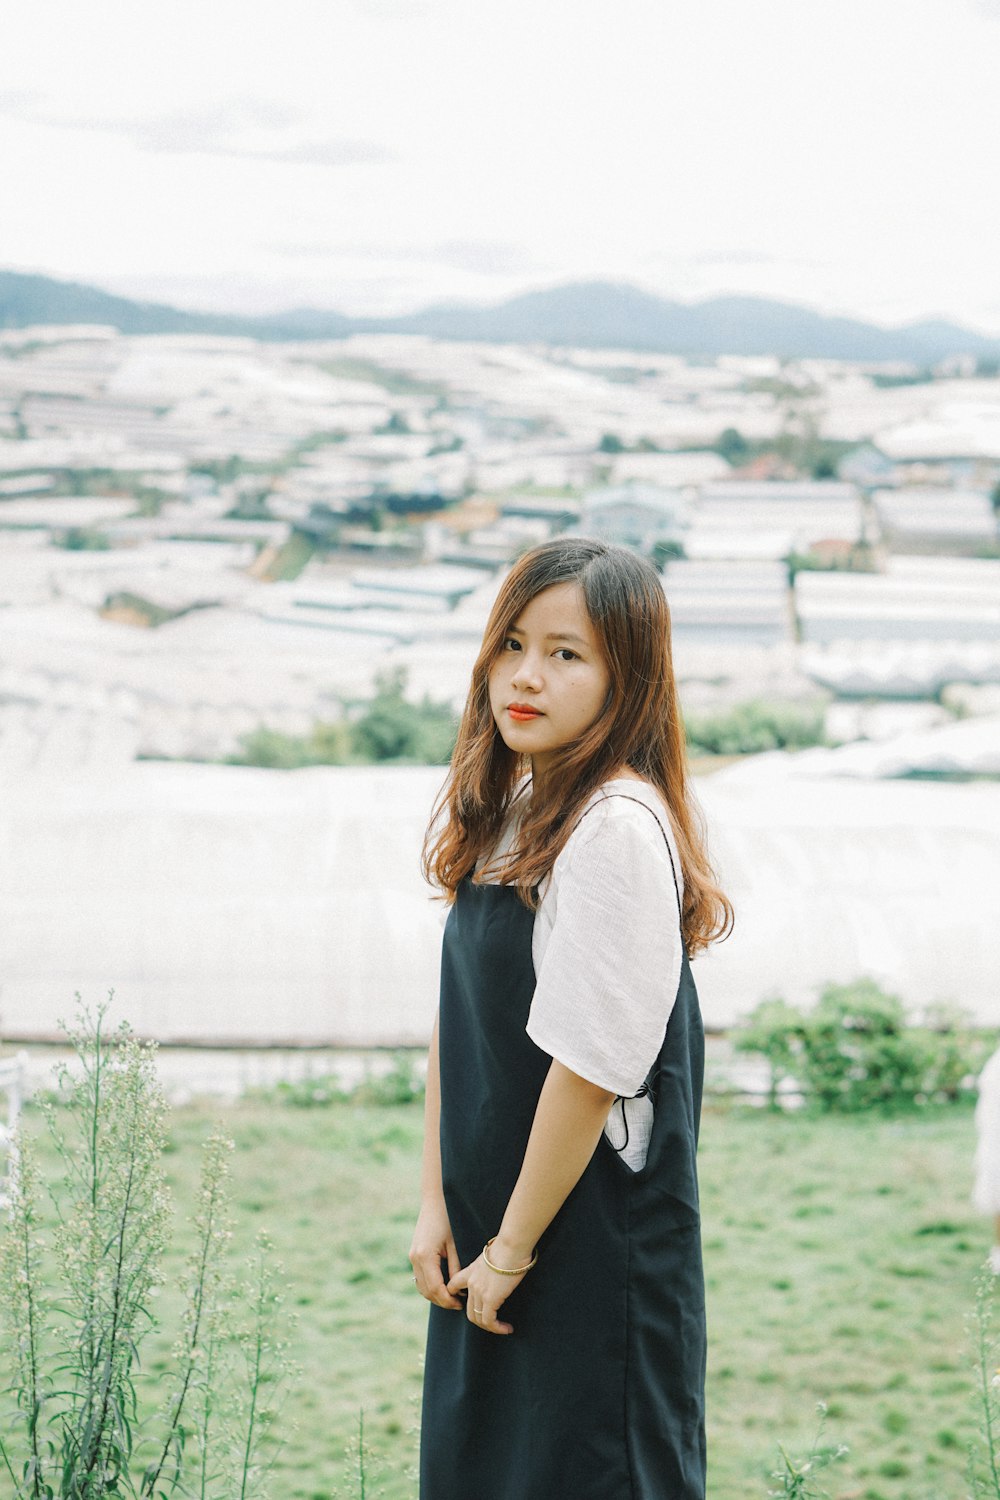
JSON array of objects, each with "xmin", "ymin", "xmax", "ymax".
[
  {"xmin": 735, "ymin": 979, "xmax": 993, "ymax": 1113},
  {"xmin": 733, "ymin": 998, "xmax": 806, "ymax": 1109},
  {"xmin": 228, "ymin": 669, "xmax": 457, "ymax": 769},
  {"xmin": 800, "ymin": 983, "xmax": 932, "ymax": 1112},
  {"xmin": 351, "ymin": 669, "xmax": 457, "ymax": 765},
  {"xmin": 57, "ymin": 527, "xmax": 111, "ymax": 551},
  {"xmin": 785, "ymin": 544, "xmax": 876, "ymax": 581},
  {"xmin": 684, "ymin": 699, "xmax": 827, "ymax": 757},
  {"xmin": 227, "ymin": 725, "xmax": 332, "ymax": 769},
  {"xmin": 261, "ymin": 1052, "xmax": 425, "ymax": 1110}
]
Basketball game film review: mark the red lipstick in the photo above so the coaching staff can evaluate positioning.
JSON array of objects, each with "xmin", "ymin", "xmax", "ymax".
[{"xmin": 508, "ymin": 704, "xmax": 542, "ymax": 721}]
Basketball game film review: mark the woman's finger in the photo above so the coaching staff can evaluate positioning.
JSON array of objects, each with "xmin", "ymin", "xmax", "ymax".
[
  {"xmin": 446, "ymin": 1264, "xmax": 469, "ymax": 1295},
  {"xmin": 452, "ymin": 1255, "xmax": 524, "ymax": 1332},
  {"xmin": 445, "ymin": 1234, "xmax": 461, "ymax": 1284},
  {"xmin": 414, "ymin": 1252, "xmax": 463, "ymax": 1309},
  {"xmin": 468, "ymin": 1298, "xmax": 513, "ymax": 1336}
]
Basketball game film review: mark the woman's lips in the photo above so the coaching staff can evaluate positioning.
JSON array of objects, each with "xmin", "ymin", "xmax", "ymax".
[{"xmin": 508, "ymin": 705, "xmax": 542, "ymax": 721}]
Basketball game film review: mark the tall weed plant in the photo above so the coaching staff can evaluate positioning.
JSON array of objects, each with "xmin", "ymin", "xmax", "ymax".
[
  {"xmin": 0, "ymin": 1002, "xmax": 295, "ymax": 1500},
  {"xmin": 970, "ymin": 1269, "xmax": 1000, "ymax": 1497},
  {"xmin": 767, "ymin": 1406, "xmax": 847, "ymax": 1499}
]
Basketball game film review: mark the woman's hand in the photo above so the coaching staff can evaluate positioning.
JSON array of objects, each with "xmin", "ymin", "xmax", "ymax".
[
  {"xmin": 409, "ymin": 1198, "xmax": 464, "ymax": 1310},
  {"xmin": 447, "ymin": 1241, "xmax": 530, "ymax": 1336}
]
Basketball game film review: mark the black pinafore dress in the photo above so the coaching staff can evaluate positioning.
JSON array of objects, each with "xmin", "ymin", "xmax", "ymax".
[{"xmin": 420, "ymin": 797, "xmax": 706, "ymax": 1500}]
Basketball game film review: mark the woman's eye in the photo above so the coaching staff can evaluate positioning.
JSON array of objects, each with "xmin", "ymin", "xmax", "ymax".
[
  {"xmin": 554, "ymin": 648, "xmax": 578, "ymax": 662},
  {"xmin": 502, "ymin": 637, "xmax": 521, "ymax": 652}
]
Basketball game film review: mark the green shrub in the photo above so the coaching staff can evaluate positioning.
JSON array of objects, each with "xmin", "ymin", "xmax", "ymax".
[
  {"xmin": 227, "ymin": 725, "xmax": 326, "ymax": 769},
  {"xmin": 228, "ymin": 669, "xmax": 457, "ymax": 769},
  {"xmin": 733, "ymin": 998, "xmax": 807, "ymax": 1109},
  {"xmin": 800, "ymin": 982, "xmax": 931, "ymax": 1112},
  {"xmin": 735, "ymin": 979, "xmax": 993, "ymax": 1113},
  {"xmin": 261, "ymin": 1052, "xmax": 425, "ymax": 1110},
  {"xmin": 350, "ymin": 1053, "xmax": 426, "ymax": 1108},
  {"xmin": 57, "ymin": 527, "xmax": 111, "ymax": 551},
  {"xmin": 351, "ymin": 669, "xmax": 457, "ymax": 765},
  {"xmin": 684, "ymin": 699, "xmax": 827, "ymax": 757}
]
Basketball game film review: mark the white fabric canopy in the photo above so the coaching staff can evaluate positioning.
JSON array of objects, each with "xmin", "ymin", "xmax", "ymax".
[{"xmin": 3, "ymin": 760, "xmax": 997, "ymax": 1043}]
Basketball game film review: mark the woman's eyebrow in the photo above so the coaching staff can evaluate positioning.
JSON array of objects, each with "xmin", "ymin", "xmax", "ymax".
[{"xmin": 507, "ymin": 624, "xmax": 588, "ymax": 645}]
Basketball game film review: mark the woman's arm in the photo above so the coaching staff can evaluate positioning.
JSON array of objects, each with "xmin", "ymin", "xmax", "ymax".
[
  {"xmin": 447, "ymin": 1058, "xmax": 616, "ymax": 1335},
  {"xmin": 409, "ymin": 1009, "xmax": 464, "ymax": 1309}
]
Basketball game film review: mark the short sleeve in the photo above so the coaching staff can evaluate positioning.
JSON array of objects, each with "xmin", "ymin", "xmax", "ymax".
[{"xmin": 525, "ymin": 799, "xmax": 683, "ymax": 1097}]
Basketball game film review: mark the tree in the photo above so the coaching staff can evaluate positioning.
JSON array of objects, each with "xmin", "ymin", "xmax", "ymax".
[
  {"xmin": 715, "ymin": 427, "xmax": 748, "ymax": 463},
  {"xmin": 351, "ymin": 669, "xmax": 457, "ymax": 765},
  {"xmin": 651, "ymin": 538, "xmax": 685, "ymax": 569}
]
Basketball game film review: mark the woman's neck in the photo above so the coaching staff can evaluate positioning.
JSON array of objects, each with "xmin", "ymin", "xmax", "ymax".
[{"xmin": 527, "ymin": 764, "xmax": 646, "ymax": 801}]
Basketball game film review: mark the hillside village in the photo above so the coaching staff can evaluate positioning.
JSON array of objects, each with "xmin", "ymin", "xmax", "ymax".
[{"xmin": 1, "ymin": 323, "xmax": 999, "ymax": 776}]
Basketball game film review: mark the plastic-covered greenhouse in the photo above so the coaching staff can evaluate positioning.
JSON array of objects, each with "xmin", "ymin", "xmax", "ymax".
[{"xmin": 4, "ymin": 750, "xmax": 998, "ymax": 1044}]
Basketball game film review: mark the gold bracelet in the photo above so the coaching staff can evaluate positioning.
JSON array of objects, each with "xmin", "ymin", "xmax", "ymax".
[{"xmin": 483, "ymin": 1237, "xmax": 538, "ymax": 1275}]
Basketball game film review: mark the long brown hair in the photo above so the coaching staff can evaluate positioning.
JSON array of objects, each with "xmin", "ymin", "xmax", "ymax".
[{"xmin": 422, "ymin": 537, "xmax": 732, "ymax": 955}]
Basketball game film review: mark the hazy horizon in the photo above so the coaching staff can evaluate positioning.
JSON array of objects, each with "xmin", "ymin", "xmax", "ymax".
[{"xmin": 9, "ymin": 266, "xmax": 1000, "ymax": 340}]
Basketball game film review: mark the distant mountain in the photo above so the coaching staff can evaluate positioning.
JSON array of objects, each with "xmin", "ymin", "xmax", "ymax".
[
  {"xmin": 386, "ymin": 283, "xmax": 1000, "ymax": 362},
  {"xmin": 250, "ymin": 306, "xmax": 357, "ymax": 340},
  {"xmin": 3, "ymin": 269, "xmax": 999, "ymax": 363},
  {"xmin": 0, "ymin": 271, "xmax": 232, "ymax": 337}
]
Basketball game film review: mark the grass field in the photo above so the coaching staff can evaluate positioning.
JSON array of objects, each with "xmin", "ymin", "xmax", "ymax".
[{"xmin": 13, "ymin": 1096, "xmax": 994, "ymax": 1499}]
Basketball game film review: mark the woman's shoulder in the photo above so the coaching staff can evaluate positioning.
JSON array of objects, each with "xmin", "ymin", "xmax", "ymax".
[
  {"xmin": 560, "ymin": 777, "xmax": 681, "ymax": 872},
  {"xmin": 540, "ymin": 777, "xmax": 683, "ymax": 919},
  {"xmin": 579, "ymin": 776, "xmax": 673, "ymax": 833}
]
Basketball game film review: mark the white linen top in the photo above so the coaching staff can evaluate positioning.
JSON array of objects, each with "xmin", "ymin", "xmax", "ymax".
[
  {"xmin": 973, "ymin": 1047, "xmax": 1000, "ymax": 1215},
  {"xmin": 482, "ymin": 777, "xmax": 685, "ymax": 1170}
]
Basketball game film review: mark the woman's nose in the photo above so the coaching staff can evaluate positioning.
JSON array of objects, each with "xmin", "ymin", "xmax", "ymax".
[{"xmin": 511, "ymin": 653, "xmax": 543, "ymax": 691}]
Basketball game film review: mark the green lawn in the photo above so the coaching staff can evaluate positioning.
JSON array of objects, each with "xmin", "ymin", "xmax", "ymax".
[
  {"xmin": 699, "ymin": 1105, "xmax": 986, "ymax": 1500},
  {"xmin": 13, "ymin": 1098, "xmax": 992, "ymax": 1499}
]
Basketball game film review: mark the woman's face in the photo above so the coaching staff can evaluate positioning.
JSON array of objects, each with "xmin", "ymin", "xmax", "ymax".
[{"xmin": 488, "ymin": 581, "xmax": 611, "ymax": 777}]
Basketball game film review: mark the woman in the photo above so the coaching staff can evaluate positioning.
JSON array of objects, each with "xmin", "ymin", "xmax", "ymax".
[
  {"xmin": 410, "ymin": 537, "xmax": 732, "ymax": 1499},
  {"xmin": 974, "ymin": 1044, "xmax": 1000, "ymax": 1273}
]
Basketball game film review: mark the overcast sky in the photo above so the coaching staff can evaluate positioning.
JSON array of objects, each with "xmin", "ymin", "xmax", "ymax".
[{"xmin": 3, "ymin": 0, "xmax": 1000, "ymax": 329}]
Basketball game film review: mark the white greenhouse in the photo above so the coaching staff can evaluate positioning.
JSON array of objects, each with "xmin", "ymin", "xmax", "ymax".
[{"xmin": 3, "ymin": 756, "xmax": 997, "ymax": 1045}]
